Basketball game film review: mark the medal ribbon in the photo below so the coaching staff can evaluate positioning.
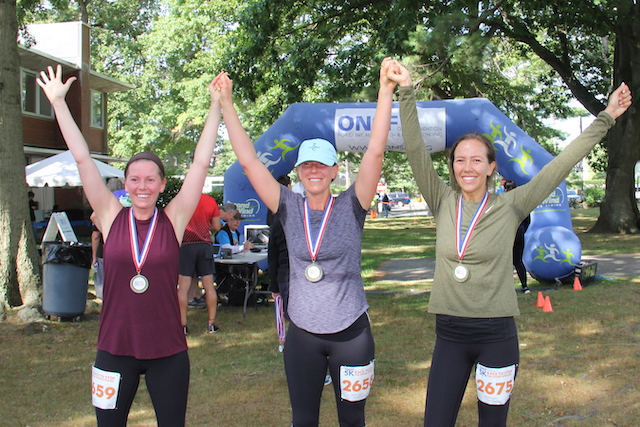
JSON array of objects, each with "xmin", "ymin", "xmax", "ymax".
[
  {"xmin": 129, "ymin": 207, "xmax": 159, "ymax": 273},
  {"xmin": 303, "ymin": 196, "xmax": 335, "ymax": 262},
  {"xmin": 455, "ymin": 192, "xmax": 489, "ymax": 261}
]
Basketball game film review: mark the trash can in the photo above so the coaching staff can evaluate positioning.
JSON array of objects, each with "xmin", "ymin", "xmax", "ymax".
[{"xmin": 42, "ymin": 241, "xmax": 92, "ymax": 320}]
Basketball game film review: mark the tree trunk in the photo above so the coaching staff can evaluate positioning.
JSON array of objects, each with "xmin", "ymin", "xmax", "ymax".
[
  {"xmin": 591, "ymin": 6, "xmax": 640, "ymax": 234},
  {"xmin": 592, "ymin": 117, "xmax": 640, "ymax": 233},
  {"xmin": 0, "ymin": 0, "xmax": 43, "ymax": 320}
]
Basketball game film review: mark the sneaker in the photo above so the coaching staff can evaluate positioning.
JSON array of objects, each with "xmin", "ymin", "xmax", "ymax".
[
  {"xmin": 183, "ymin": 325, "xmax": 188, "ymax": 335},
  {"xmin": 208, "ymin": 323, "xmax": 219, "ymax": 333},
  {"xmin": 522, "ymin": 286, "xmax": 531, "ymax": 294},
  {"xmin": 324, "ymin": 375, "xmax": 332, "ymax": 386},
  {"xmin": 188, "ymin": 295, "xmax": 207, "ymax": 309}
]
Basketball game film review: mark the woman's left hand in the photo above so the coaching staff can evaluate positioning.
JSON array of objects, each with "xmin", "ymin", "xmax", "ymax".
[{"xmin": 604, "ymin": 82, "xmax": 632, "ymax": 120}]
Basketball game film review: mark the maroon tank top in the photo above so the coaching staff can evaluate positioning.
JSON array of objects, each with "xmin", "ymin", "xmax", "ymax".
[{"xmin": 98, "ymin": 208, "xmax": 186, "ymax": 359}]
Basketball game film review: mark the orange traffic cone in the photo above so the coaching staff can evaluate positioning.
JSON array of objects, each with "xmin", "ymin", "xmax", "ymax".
[
  {"xmin": 536, "ymin": 291, "xmax": 544, "ymax": 308},
  {"xmin": 573, "ymin": 276, "xmax": 582, "ymax": 291},
  {"xmin": 543, "ymin": 296, "xmax": 554, "ymax": 312},
  {"xmin": 414, "ymin": 218, "xmax": 417, "ymax": 222},
  {"xmin": 371, "ymin": 210, "xmax": 377, "ymax": 219}
]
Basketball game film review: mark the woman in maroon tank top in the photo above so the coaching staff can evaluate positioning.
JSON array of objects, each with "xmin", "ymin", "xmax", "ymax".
[{"xmin": 38, "ymin": 65, "xmax": 223, "ymax": 427}]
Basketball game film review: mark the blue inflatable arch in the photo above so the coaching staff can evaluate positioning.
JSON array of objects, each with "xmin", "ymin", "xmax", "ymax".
[{"xmin": 224, "ymin": 98, "xmax": 581, "ymax": 282}]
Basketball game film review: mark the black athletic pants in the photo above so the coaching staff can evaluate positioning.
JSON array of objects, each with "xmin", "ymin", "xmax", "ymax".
[
  {"xmin": 94, "ymin": 349, "xmax": 190, "ymax": 427},
  {"xmin": 284, "ymin": 313, "xmax": 375, "ymax": 427},
  {"xmin": 513, "ymin": 237, "xmax": 527, "ymax": 288},
  {"xmin": 424, "ymin": 316, "xmax": 519, "ymax": 427}
]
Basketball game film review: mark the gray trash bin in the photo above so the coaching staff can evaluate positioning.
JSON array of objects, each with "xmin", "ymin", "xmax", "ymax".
[{"xmin": 42, "ymin": 241, "xmax": 92, "ymax": 320}]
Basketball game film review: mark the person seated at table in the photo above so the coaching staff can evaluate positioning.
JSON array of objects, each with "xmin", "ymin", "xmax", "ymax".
[{"xmin": 215, "ymin": 211, "xmax": 255, "ymax": 253}]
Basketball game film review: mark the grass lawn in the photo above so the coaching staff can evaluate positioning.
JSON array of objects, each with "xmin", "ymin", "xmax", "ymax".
[{"xmin": 1, "ymin": 208, "xmax": 639, "ymax": 426}]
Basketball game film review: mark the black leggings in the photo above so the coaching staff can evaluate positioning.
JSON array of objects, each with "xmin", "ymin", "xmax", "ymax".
[
  {"xmin": 284, "ymin": 314, "xmax": 375, "ymax": 427},
  {"xmin": 513, "ymin": 238, "xmax": 527, "ymax": 288},
  {"xmin": 94, "ymin": 350, "xmax": 190, "ymax": 427},
  {"xmin": 424, "ymin": 335, "xmax": 519, "ymax": 427}
]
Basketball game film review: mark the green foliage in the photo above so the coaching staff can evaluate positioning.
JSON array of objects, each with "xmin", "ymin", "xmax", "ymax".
[
  {"xmin": 584, "ymin": 185, "xmax": 606, "ymax": 207},
  {"xmin": 19, "ymin": 0, "xmax": 635, "ymax": 227},
  {"xmin": 156, "ymin": 170, "xmax": 183, "ymax": 208},
  {"xmin": 207, "ymin": 187, "xmax": 224, "ymax": 205},
  {"xmin": 586, "ymin": 141, "xmax": 609, "ymax": 173}
]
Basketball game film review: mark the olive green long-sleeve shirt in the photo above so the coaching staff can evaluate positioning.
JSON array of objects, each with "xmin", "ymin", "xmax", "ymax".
[{"xmin": 398, "ymin": 86, "xmax": 615, "ymax": 317}]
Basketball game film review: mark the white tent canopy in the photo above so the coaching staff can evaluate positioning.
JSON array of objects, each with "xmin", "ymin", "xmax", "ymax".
[{"xmin": 25, "ymin": 150, "xmax": 124, "ymax": 187}]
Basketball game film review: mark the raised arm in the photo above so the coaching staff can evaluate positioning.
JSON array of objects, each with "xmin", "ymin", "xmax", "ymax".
[
  {"xmin": 604, "ymin": 82, "xmax": 632, "ymax": 120},
  {"xmin": 218, "ymin": 74, "xmax": 281, "ymax": 213},
  {"xmin": 354, "ymin": 57, "xmax": 397, "ymax": 209},
  {"xmin": 387, "ymin": 60, "xmax": 450, "ymax": 210},
  {"xmin": 165, "ymin": 74, "xmax": 224, "ymax": 242},
  {"xmin": 520, "ymin": 82, "xmax": 632, "ymax": 212},
  {"xmin": 37, "ymin": 65, "xmax": 121, "ymax": 234}
]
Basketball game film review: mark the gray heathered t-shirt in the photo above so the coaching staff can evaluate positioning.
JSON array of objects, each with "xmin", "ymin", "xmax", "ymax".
[{"xmin": 278, "ymin": 184, "xmax": 369, "ymax": 334}]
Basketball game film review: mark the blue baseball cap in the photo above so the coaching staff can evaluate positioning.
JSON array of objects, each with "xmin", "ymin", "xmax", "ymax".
[{"xmin": 294, "ymin": 138, "xmax": 338, "ymax": 167}]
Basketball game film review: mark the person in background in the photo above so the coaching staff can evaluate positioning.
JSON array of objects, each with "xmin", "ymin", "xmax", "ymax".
[
  {"xmin": 215, "ymin": 211, "xmax": 254, "ymax": 253},
  {"xmin": 218, "ymin": 57, "xmax": 396, "ymax": 427},
  {"xmin": 28, "ymin": 191, "xmax": 38, "ymax": 222},
  {"xmin": 28, "ymin": 191, "xmax": 39, "ymax": 239},
  {"xmin": 218, "ymin": 202, "xmax": 239, "ymax": 225},
  {"xmin": 37, "ymin": 64, "xmax": 223, "ymax": 427},
  {"xmin": 178, "ymin": 193, "xmax": 222, "ymax": 335},
  {"xmin": 504, "ymin": 180, "xmax": 531, "ymax": 294},
  {"xmin": 267, "ymin": 174, "xmax": 292, "ymax": 317},
  {"xmin": 92, "ymin": 179, "xmax": 127, "ymax": 300},
  {"xmin": 91, "ymin": 217, "xmax": 105, "ymax": 300},
  {"xmin": 382, "ymin": 193, "xmax": 390, "ymax": 218},
  {"xmin": 388, "ymin": 59, "xmax": 631, "ymax": 427},
  {"xmin": 187, "ymin": 201, "xmax": 237, "ymax": 308}
]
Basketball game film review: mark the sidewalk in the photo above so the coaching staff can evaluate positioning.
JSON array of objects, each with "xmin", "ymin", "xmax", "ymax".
[{"xmin": 376, "ymin": 253, "xmax": 640, "ymax": 283}]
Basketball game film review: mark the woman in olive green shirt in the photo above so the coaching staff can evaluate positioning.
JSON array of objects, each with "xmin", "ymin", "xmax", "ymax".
[{"xmin": 387, "ymin": 60, "xmax": 631, "ymax": 427}]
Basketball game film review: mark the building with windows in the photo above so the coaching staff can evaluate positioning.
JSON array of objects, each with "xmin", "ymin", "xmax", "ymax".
[{"xmin": 19, "ymin": 21, "xmax": 131, "ymax": 225}]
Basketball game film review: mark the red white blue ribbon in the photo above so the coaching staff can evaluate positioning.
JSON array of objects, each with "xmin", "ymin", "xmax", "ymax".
[
  {"xmin": 129, "ymin": 207, "xmax": 159, "ymax": 273},
  {"xmin": 303, "ymin": 196, "xmax": 334, "ymax": 262},
  {"xmin": 274, "ymin": 294, "xmax": 286, "ymax": 343},
  {"xmin": 455, "ymin": 192, "xmax": 489, "ymax": 261}
]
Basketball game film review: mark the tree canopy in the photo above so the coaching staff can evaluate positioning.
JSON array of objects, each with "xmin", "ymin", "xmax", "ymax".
[{"xmin": 19, "ymin": 0, "xmax": 640, "ymax": 231}]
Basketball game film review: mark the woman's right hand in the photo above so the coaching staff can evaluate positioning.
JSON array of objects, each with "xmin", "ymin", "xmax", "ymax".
[{"xmin": 36, "ymin": 65, "xmax": 76, "ymax": 107}]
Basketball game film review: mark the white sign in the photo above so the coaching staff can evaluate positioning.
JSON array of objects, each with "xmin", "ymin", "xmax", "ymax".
[
  {"xmin": 42, "ymin": 212, "xmax": 78, "ymax": 242},
  {"xmin": 334, "ymin": 107, "xmax": 446, "ymax": 153}
]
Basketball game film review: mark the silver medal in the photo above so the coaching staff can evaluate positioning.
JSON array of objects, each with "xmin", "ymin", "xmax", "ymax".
[
  {"xmin": 305, "ymin": 262, "xmax": 323, "ymax": 282},
  {"xmin": 454, "ymin": 264, "xmax": 468, "ymax": 282},
  {"xmin": 130, "ymin": 274, "xmax": 149, "ymax": 293}
]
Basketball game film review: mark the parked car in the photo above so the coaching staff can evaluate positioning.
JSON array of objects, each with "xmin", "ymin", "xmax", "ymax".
[
  {"xmin": 567, "ymin": 189, "xmax": 583, "ymax": 205},
  {"xmin": 387, "ymin": 192, "xmax": 411, "ymax": 207}
]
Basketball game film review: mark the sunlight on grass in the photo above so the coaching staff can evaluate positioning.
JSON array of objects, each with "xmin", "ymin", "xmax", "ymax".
[{"xmin": 571, "ymin": 207, "xmax": 640, "ymax": 254}]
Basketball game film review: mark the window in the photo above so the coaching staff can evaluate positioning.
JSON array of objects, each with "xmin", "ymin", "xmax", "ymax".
[
  {"xmin": 91, "ymin": 90, "xmax": 104, "ymax": 128},
  {"xmin": 21, "ymin": 69, "xmax": 52, "ymax": 118}
]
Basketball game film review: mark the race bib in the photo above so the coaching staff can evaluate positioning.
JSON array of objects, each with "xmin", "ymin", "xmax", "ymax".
[
  {"xmin": 91, "ymin": 366, "xmax": 121, "ymax": 410},
  {"xmin": 340, "ymin": 360, "xmax": 375, "ymax": 402},
  {"xmin": 475, "ymin": 363, "xmax": 516, "ymax": 406}
]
